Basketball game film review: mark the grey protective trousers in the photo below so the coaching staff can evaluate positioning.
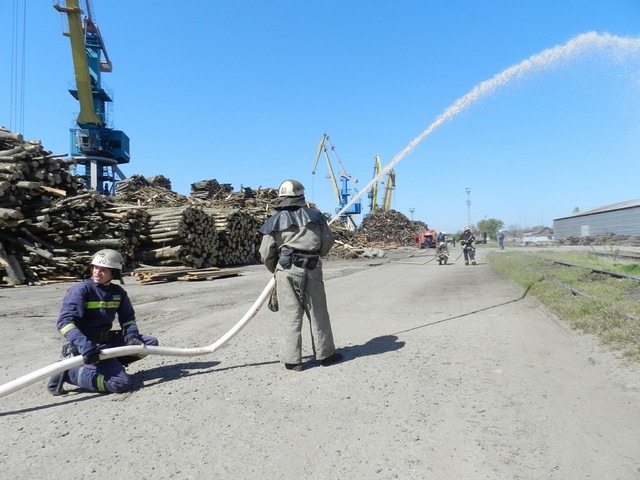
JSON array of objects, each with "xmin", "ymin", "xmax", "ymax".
[{"xmin": 275, "ymin": 263, "xmax": 336, "ymax": 364}]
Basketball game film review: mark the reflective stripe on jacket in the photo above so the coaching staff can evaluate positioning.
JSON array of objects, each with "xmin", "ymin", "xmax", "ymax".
[{"xmin": 56, "ymin": 278, "xmax": 138, "ymax": 355}]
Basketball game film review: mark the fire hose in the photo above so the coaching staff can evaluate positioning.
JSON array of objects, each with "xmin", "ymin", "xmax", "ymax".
[{"xmin": 0, "ymin": 277, "xmax": 275, "ymax": 398}]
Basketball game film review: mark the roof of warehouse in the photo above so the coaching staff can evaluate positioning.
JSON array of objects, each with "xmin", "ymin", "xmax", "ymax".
[{"xmin": 554, "ymin": 199, "xmax": 640, "ymax": 220}]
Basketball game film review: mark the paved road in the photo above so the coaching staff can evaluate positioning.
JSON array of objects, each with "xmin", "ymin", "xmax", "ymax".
[{"xmin": 1, "ymin": 246, "xmax": 639, "ymax": 479}]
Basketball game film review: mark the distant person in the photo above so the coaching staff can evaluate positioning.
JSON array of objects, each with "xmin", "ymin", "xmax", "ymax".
[
  {"xmin": 498, "ymin": 231, "xmax": 505, "ymax": 250},
  {"xmin": 436, "ymin": 240, "xmax": 449, "ymax": 265},
  {"xmin": 47, "ymin": 249, "xmax": 159, "ymax": 395},
  {"xmin": 259, "ymin": 179, "xmax": 342, "ymax": 371},
  {"xmin": 460, "ymin": 226, "xmax": 477, "ymax": 265},
  {"xmin": 437, "ymin": 231, "xmax": 446, "ymax": 244}
]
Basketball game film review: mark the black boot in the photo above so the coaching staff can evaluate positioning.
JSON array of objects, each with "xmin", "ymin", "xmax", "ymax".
[
  {"xmin": 47, "ymin": 370, "xmax": 68, "ymax": 396},
  {"xmin": 321, "ymin": 352, "xmax": 344, "ymax": 367},
  {"xmin": 46, "ymin": 344, "xmax": 77, "ymax": 395}
]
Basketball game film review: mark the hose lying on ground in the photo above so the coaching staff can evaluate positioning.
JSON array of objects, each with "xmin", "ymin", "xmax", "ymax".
[{"xmin": 0, "ymin": 278, "xmax": 275, "ymax": 398}]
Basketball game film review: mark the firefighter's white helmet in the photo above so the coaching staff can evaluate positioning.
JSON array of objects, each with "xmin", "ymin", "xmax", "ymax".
[
  {"xmin": 278, "ymin": 179, "xmax": 305, "ymax": 198},
  {"xmin": 91, "ymin": 249, "xmax": 124, "ymax": 270}
]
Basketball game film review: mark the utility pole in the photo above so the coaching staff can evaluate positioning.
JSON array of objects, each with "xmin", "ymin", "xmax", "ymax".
[
  {"xmin": 409, "ymin": 208, "xmax": 415, "ymax": 221},
  {"xmin": 465, "ymin": 187, "xmax": 471, "ymax": 227}
]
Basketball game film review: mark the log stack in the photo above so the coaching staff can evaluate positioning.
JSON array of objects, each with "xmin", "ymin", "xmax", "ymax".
[
  {"xmin": 190, "ymin": 179, "xmax": 233, "ymax": 201},
  {"xmin": 138, "ymin": 206, "xmax": 217, "ymax": 268},
  {"xmin": 0, "ymin": 126, "xmax": 385, "ymax": 286},
  {"xmin": 0, "ymin": 127, "xmax": 85, "ymax": 284},
  {"xmin": 0, "ymin": 127, "xmax": 84, "ymax": 226},
  {"xmin": 203, "ymin": 207, "xmax": 260, "ymax": 266}
]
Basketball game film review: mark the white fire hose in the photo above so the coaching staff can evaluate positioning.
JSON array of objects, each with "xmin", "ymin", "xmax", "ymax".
[{"xmin": 0, "ymin": 277, "xmax": 275, "ymax": 398}]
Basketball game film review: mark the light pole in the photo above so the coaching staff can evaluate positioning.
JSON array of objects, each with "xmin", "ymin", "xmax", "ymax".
[
  {"xmin": 409, "ymin": 208, "xmax": 415, "ymax": 220},
  {"xmin": 465, "ymin": 187, "xmax": 471, "ymax": 227}
]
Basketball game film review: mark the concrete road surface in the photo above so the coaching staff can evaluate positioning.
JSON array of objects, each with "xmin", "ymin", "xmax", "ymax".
[{"xmin": 1, "ymin": 246, "xmax": 639, "ymax": 479}]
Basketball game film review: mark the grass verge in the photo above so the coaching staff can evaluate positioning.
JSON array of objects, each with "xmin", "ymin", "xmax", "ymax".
[{"xmin": 487, "ymin": 249, "xmax": 640, "ymax": 362}]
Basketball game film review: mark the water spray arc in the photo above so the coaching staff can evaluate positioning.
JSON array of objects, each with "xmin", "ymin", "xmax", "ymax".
[
  {"xmin": 2, "ymin": 32, "xmax": 640, "ymax": 398},
  {"xmin": 332, "ymin": 32, "xmax": 640, "ymax": 223}
]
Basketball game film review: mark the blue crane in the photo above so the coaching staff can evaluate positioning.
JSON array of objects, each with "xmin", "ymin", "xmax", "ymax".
[
  {"xmin": 312, "ymin": 133, "xmax": 361, "ymax": 228},
  {"xmin": 54, "ymin": 0, "xmax": 129, "ymax": 195}
]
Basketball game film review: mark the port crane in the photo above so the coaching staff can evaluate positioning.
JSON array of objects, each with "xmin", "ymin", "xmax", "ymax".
[
  {"xmin": 381, "ymin": 168, "xmax": 395, "ymax": 211},
  {"xmin": 54, "ymin": 0, "xmax": 129, "ymax": 195},
  {"xmin": 312, "ymin": 133, "xmax": 361, "ymax": 228},
  {"xmin": 367, "ymin": 153, "xmax": 383, "ymax": 214}
]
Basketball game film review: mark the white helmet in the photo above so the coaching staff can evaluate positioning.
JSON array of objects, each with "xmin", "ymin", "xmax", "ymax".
[
  {"xmin": 91, "ymin": 249, "xmax": 124, "ymax": 270},
  {"xmin": 278, "ymin": 179, "xmax": 305, "ymax": 198}
]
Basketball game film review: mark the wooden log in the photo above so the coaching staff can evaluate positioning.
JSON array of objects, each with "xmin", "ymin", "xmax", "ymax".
[
  {"xmin": 0, "ymin": 130, "xmax": 24, "ymax": 142},
  {"xmin": 0, "ymin": 207, "xmax": 23, "ymax": 220},
  {"xmin": 40, "ymin": 185, "xmax": 67, "ymax": 196},
  {"xmin": 0, "ymin": 241, "xmax": 26, "ymax": 285}
]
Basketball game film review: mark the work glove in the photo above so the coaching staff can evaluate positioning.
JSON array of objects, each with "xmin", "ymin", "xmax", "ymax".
[
  {"xmin": 82, "ymin": 347, "xmax": 101, "ymax": 365},
  {"xmin": 125, "ymin": 334, "xmax": 144, "ymax": 346}
]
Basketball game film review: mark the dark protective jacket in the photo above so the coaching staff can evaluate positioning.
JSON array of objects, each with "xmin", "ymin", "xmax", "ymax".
[
  {"xmin": 56, "ymin": 278, "xmax": 140, "ymax": 355},
  {"xmin": 460, "ymin": 231, "xmax": 476, "ymax": 250},
  {"xmin": 259, "ymin": 206, "xmax": 334, "ymax": 273}
]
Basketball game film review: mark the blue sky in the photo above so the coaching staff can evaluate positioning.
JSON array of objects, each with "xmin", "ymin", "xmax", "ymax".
[{"xmin": 2, "ymin": 1, "xmax": 640, "ymax": 233}]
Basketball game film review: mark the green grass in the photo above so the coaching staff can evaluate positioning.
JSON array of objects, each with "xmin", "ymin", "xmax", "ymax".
[{"xmin": 487, "ymin": 250, "xmax": 640, "ymax": 362}]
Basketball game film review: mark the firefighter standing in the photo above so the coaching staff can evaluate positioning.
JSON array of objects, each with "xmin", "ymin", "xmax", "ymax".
[
  {"xmin": 460, "ymin": 226, "xmax": 477, "ymax": 265},
  {"xmin": 259, "ymin": 179, "xmax": 342, "ymax": 371},
  {"xmin": 47, "ymin": 249, "xmax": 158, "ymax": 395}
]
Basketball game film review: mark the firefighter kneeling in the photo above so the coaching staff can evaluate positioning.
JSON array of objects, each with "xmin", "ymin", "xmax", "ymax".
[
  {"xmin": 47, "ymin": 249, "xmax": 159, "ymax": 395},
  {"xmin": 436, "ymin": 242, "xmax": 449, "ymax": 265}
]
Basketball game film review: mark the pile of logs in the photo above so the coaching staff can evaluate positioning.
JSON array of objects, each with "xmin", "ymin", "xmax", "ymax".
[
  {"xmin": 0, "ymin": 127, "xmax": 87, "ymax": 284},
  {"xmin": 0, "ymin": 127, "xmax": 83, "ymax": 227},
  {"xmin": 0, "ymin": 125, "xmax": 395, "ymax": 286},
  {"xmin": 355, "ymin": 209, "xmax": 420, "ymax": 246},
  {"xmin": 190, "ymin": 179, "xmax": 234, "ymax": 201},
  {"xmin": 114, "ymin": 174, "xmax": 187, "ymax": 207},
  {"xmin": 203, "ymin": 207, "xmax": 261, "ymax": 266},
  {"xmin": 138, "ymin": 206, "xmax": 217, "ymax": 268}
]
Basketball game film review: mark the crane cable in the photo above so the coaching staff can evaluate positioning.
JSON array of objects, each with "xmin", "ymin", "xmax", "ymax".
[{"xmin": 9, "ymin": 0, "xmax": 27, "ymax": 134}]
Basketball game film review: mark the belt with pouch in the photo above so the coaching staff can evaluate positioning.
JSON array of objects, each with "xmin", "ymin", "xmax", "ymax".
[
  {"xmin": 85, "ymin": 329, "xmax": 123, "ymax": 342},
  {"xmin": 292, "ymin": 252, "xmax": 319, "ymax": 269}
]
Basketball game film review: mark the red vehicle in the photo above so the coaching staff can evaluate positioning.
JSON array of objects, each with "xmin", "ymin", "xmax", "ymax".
[{"xmin": 412, "ymin": 227, "xmax": 437, "ymax": 249}]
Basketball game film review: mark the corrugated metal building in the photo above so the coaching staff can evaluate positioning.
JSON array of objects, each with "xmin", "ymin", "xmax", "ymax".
[{"xmin": 553, "ymin": 199, "xmax": 640, "ymax": 239}]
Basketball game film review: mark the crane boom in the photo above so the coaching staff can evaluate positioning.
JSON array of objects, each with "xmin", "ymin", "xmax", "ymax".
[
  {"xmin": 54, "ymin": 0, "xmax": 130, "ymax": 194},
  {"xmin": 312, "ymin": 133, "xmax": 341, "ymax": 204},
  {"xmin": 54, "ymin": 0, "xmax": 101, "ymax": 126},
  {"xmin": 382, "ymin": 169, "xmax": 396, "ymax": 211},
  {"xmin": 368, "ymin": 153, "xmax": 383, "ymax": 212}
]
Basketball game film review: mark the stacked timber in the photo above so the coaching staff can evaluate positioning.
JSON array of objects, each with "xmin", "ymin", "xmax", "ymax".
[
  {"xmin": 0, "ymin": 127, "xmax": 83, "ymax": 227},
  {"xmin": 113, "ymin": 185, "xmax": 189, "ymax": 208},
  {"xmin": 138, "ymin": 206, "xmax": 217, "ymax": 268},
  {"xmin": 147, "ymin": 174, "xmax": 172, "ymax": 190},
  {"xmin": 1, "ymin": 190, "xmax": 150, "ymax": 284},
  {"xmin": 203, "ymin": 207, "xmax": 260, "ymax": 266},
  {"xmin": 0, "ymin": 127, "xmax": 84, "ymax": 284},
  {"xmin": 190, "ymin": 179, "xmax": 233, "ymax": 201}
]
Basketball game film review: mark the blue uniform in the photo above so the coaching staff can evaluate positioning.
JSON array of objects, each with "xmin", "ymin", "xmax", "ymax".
[{"xmin": 57, "ymin": 278, "xmax": 158, "ymax": 393}]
